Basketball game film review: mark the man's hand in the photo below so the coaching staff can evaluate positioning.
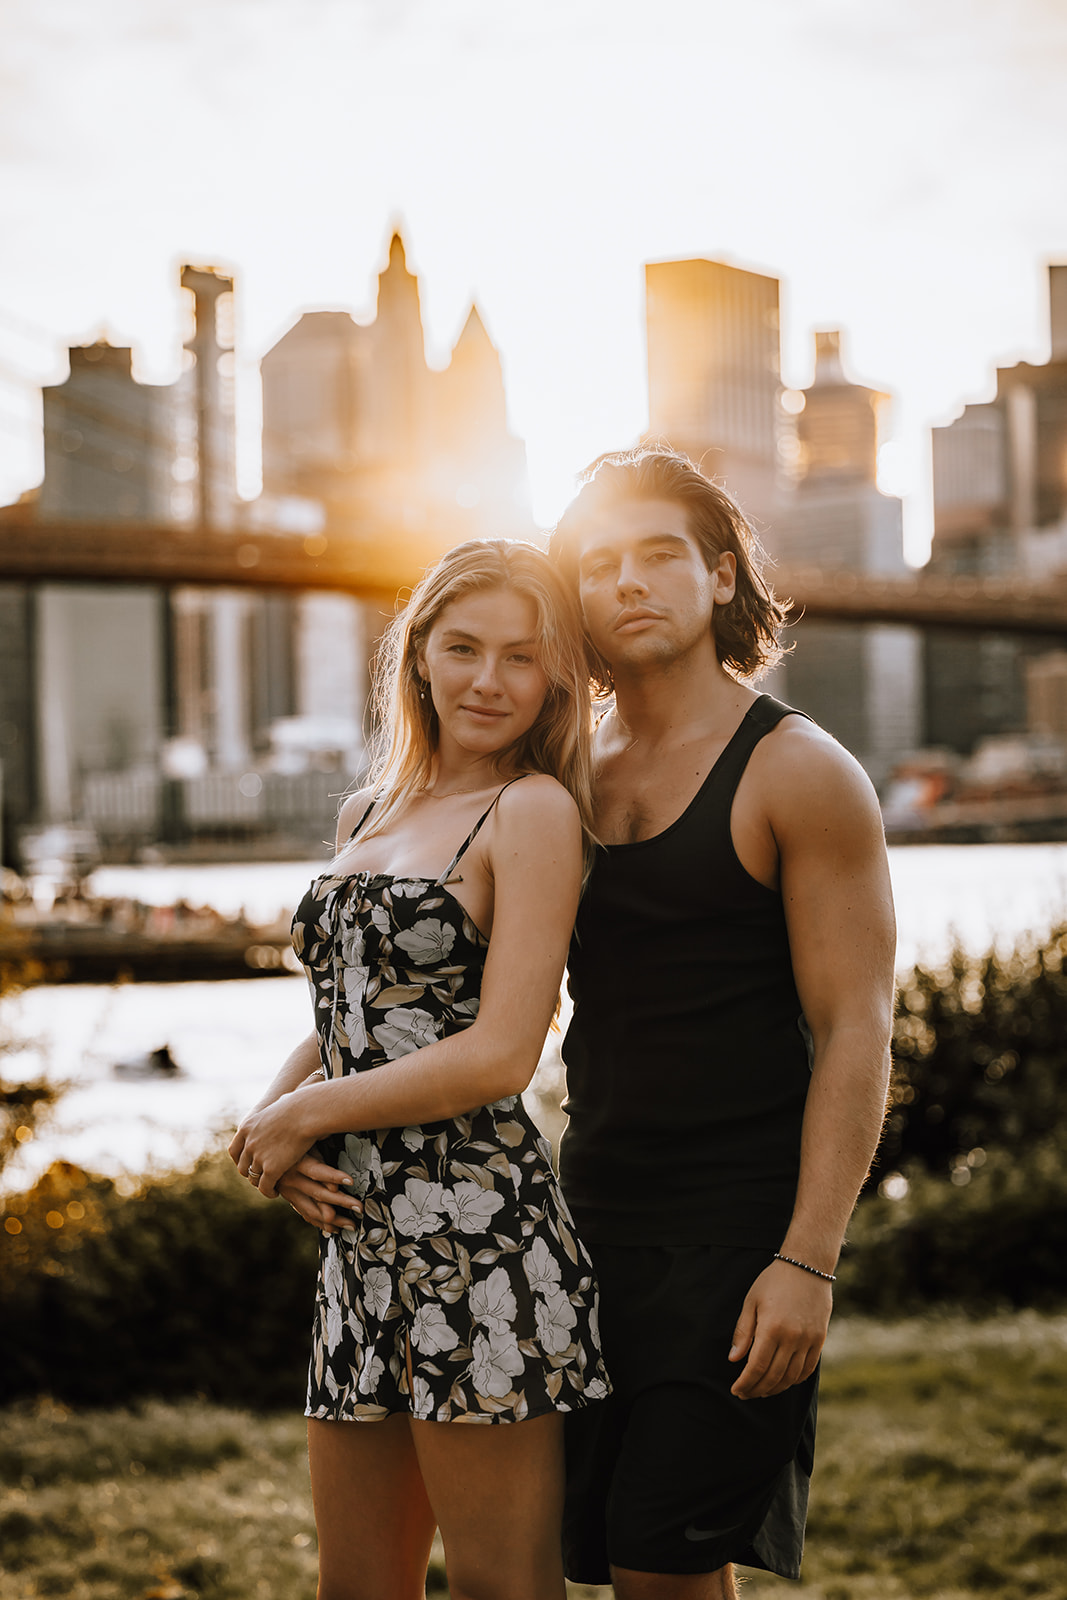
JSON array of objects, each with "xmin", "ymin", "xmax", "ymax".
[
  {"xmin": 277, "ymin": 1151, "xmax": 362, "ymax": 1235},
  {"xmin": 727, "ymin": 1259, "xmax": 831, "ymax": 1399}
]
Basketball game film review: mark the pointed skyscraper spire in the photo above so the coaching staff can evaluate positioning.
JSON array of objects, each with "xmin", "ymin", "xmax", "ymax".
[{"xmin": 455, "ymin": 304, "xmax": 492, "ymax": 350}]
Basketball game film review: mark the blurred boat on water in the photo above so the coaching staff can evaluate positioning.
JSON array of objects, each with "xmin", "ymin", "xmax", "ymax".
[{"xmin": 113, "ymin": 1044, "xmax": 182, "ymax": 1080}]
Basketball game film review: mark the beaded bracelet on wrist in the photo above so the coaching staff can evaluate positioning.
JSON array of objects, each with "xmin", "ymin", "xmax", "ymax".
[{"xmin": 773, "ymin": 1251, "xmax": 837, "ymax": 1283}]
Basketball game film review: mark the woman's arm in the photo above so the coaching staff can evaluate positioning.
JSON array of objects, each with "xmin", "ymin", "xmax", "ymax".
[
  {"xmin": 230, "ymin": 1031, "xmax": 362, "ymax": 1227},
  {"xmin": 231, "ymin": 777, "xmax": 583, "ymax": 1195},
  {"xmin": 250, "ymin": 1031, "xmax": 322, "ymax": 1111},
  {"xmin": 228, "ymin": 787, "xmax": 376, "ymax": 1222},
  {"xmin": 240, "ymin": 787, "xmax": 372, "ymax": 1117}
]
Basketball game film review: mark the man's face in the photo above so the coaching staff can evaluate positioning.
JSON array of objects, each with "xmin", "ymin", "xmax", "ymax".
[{"xmin": 575, "ymin": 498, "xmax": 735, "ymax": 675}]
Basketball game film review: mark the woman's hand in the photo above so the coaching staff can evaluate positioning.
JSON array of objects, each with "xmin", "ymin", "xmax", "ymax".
[
  {"xmin": 229, "ymin": 1087, "xmax": 326, "ymax": 1196},
  {"xmin": 277, "ymin": 1150, "xmax": 363, "ymax": 1235}
]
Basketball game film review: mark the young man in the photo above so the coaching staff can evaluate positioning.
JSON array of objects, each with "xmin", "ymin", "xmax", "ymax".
[{"xmin": 549, "ymin": 448, "xmax": 896, "ymax": 1600}]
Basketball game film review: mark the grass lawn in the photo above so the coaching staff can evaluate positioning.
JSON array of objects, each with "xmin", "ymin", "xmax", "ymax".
[{"xmin": 1, "ymin": 1312, "xmax": 1065, "ymax": 1600}]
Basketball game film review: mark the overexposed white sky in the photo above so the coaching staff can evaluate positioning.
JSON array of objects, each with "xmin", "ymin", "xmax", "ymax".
[{"xmin": 1, "ymin": 0, "xmax": 1066, "ymax": 560}]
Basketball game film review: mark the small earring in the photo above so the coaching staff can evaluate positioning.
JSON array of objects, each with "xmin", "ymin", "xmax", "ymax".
[{"xmin": 418, "ymin": 680, "xmax": 426, "ymax": 702}]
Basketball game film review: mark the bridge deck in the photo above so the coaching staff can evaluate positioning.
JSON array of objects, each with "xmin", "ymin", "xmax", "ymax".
[{"xmin": 2, "ymin": 515, "xmax": 1066, "ymax": 634}]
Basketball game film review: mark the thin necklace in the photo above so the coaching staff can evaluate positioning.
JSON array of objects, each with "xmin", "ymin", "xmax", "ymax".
[{"xmin": 420, "ymin": 783, "xmax": 489, "ymax": 799}]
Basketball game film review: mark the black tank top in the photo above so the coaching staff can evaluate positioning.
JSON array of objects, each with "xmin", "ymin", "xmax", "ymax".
[{"xmin": 559, "ymin": 695, "xmax": 812, "ymax": 1248}]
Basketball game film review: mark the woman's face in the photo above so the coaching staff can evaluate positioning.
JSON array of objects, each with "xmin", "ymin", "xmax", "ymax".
[{"xmin": 417, "ymin": 585, "xmax": 551, "ymax": 761}]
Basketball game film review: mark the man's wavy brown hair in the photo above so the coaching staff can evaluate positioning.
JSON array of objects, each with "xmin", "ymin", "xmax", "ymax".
[{"xmin": 549, "ymin": 446, "xmax": 791, "ymax": 693}]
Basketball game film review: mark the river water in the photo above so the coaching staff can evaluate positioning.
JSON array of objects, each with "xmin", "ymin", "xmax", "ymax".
[{"xmin": 5, "ymin": 842, "xmax": 1067, "ymax": 1189}]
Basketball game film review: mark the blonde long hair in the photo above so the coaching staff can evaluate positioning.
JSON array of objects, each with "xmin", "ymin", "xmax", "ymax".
[{"xmin": 352, "ymin": 539, "xmax": 597, "ymax": 857}]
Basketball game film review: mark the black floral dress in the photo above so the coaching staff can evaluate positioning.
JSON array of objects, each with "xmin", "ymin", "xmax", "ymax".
[{"xmin": 292, "ymin": 789, "xmax": 610, "ymax": 1424}]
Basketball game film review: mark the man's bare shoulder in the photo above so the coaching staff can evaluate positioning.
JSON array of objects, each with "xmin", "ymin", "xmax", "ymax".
[{"xmin": 757, "ymin": 714, "xmax": 884, "ymax": 836}]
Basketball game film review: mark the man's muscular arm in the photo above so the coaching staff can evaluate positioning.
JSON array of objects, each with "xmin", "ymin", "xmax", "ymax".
[{"xmin": 729, "ymin": 723, "xmax": 895, "ymax": 1399}]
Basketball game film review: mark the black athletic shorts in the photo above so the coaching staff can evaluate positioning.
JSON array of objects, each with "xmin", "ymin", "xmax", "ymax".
[{"xmin": 563, "ymin": 1242, "xmax": 819, "ymax": 1584}]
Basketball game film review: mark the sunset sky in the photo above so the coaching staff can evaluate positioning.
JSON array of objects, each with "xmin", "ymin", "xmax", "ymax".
[{"xmin": 1, "ymin": 0, "xmax": 1066, "ymax": 560}]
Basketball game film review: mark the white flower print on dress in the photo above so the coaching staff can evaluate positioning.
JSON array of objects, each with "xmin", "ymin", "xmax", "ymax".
[
  {"xmin": 394, "ymin": 918, "xmax": 456, "ymax": 965},
  {"xmin": 373, "ymin": 1007, "xmax": 440, "ymax": 1059},
  {"xmin": 362, "ymin": 1265, "xmax": 391, "ymax": 1320},
  {"xmin": 322, "ymin": 1237, "xmax": 346, "ymax": 1303},
  {"xmin": 357, "ymin": 1350, "xmax": 385, "ymax": 1395},
  {"xmin": 442, "ymin": 1180, "xmax": 505, "ymax": 1234},
  {"xmin": 341, "ymin": 965, "xmax": 370, "ymax": 1057},
  {"xmin": 324, "ymin": 1298, "xmax": 345, "ymax": 1355},
  {"xmin": 471, "ymin": 1329, "xmax": 525, "ymax": 1398},
  {"xmin": 340, "ymin": 920, "xmax": 366, "ymax": 968},
  {"xmin": 469, "ymin": 1266, "xmax": 518, "ymax": 1335},
  {"xmin": 523, "ymin": 1236, "xmax": 562, "ymax": 1297},
  {"xmin": 585, "ymin": 1294, "xmax": 600, "ymax": 1348},
  {"xmin": 390, "ymin": 878, "xmax": 431, "ymax": 899},
  {"xmin": 391, "ymin": 1177, "xmax": 446, "ymax": 1239},
  {"xmin": 534, "ymin": 1287, "xmax": 578, "ymax": 1355},
  {"xmin": 340, "ymin": 1135, "xmax": 383, "ymax": 1199},
  {"xmin": 341, "ymin": 1007, "xmax": 368, "ymax": 1058},
  {"xmin": 412, "ymin": 1303, "xmax": 460, "ymax": 1355},
  {"xmin": 411, "ymin": 1374, "xmax": 434, "ymax": 1417},
  {"xmin": 400, "ymin": 1126, "xmax": 425, "ymax": 1152}
]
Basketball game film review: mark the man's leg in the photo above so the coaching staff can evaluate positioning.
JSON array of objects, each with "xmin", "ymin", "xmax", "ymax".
[
  {"xmin": 611, "ymin": 1563, "xmax": 737, "ymax": 1600},
  {"xmin": 575, "ymin": 1246, "xmax": 816, "ymax": 1590}
]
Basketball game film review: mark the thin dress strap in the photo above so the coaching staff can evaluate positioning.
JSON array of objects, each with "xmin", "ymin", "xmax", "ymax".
[
  {"xmin": 342, "ymin": 794, "xmax": 378, "ymax": 847},
  {"xmin": 437, "ymin": 775, "xmax": 532, "ymax": 884}
]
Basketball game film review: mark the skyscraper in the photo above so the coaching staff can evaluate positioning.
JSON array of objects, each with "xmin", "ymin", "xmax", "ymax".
[
  {"xmin": 773, "ymin": 331, "xmax": 920, "ymax": 785},
  {"xmin": 261, "ymin": 233, "xmax": 532, "ymax": 540},
  {"xmin": 926, "ymin": 264, "xmax": 1067, "ymax": 752},
  {"xmin": 645, "ymin": 256, "xmax": 784, "ymax": 531},
  {"xmin": 642, "ymin": 258, "xmax": 918, "ymax": 786}
]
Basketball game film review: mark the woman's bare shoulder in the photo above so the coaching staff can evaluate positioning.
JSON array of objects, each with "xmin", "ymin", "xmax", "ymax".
[{"xmin": 494, "ymin": 773, "xmax": 581, "ymax": 839}]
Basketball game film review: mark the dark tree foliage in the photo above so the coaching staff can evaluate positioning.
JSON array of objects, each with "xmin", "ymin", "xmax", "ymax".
[
  {"xmin": 870, "ymin": 927, "xmax": 1067, "ymax": 1188},
  {"xmin": 839, "ymin": 1129, "xmax": 1067, "ymax": 1312},
  {"xmin": 0, "ymin": 1154, "xmax": 319, "ymax": 1407}
]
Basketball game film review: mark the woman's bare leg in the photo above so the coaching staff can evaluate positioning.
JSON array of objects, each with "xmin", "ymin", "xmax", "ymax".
[
  {"xmin": 307, "ymin": 1415, "xmax": 437, "ymax": 1600},
  {"xmin": 409, "ymin": 1412, "xmax": 566, "ymax": 1600}
]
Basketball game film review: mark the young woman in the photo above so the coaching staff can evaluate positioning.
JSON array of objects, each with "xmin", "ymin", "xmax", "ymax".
[{"xmin": 230, "ymin": 540, "xmax": 609, "ymax": 1600}]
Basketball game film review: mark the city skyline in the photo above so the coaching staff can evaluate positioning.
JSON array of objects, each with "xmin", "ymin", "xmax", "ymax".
[{"xmin": 1, "ymin": 0, "xmax": 1066, "ymax": 559}]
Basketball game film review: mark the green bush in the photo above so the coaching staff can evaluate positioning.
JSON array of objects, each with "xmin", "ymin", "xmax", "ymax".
[
  {"xmin": 836, "ymin": 925, "xmax": 1067, "ymax": 1310},
  {"xmin": 839, "ymin": 1128, "xmax": 1067, "ymax": 1313},
  {"xmin": 0, "ymin": 1153, "xmax": 320, "ymax": 1407},
  {"xmin": 878, "ymin": 928, "xmax": 1067, "ymax": 1183}
]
